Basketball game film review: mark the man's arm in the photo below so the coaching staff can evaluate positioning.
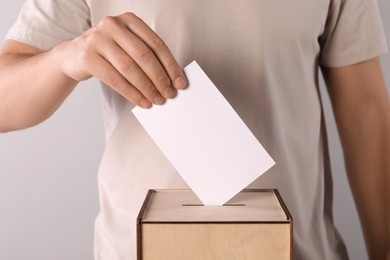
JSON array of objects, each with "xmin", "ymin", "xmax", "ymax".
[
  {"xmin": 0, "ymin": 41, "xmax": 78, "ymax": 132},
  {"xmin": 0, "ymin": 12, "xmax": 186, "ymax": 133},
  {"xmin": 322, "ymin": 58, "xmax": 389, "ymax": 260}
]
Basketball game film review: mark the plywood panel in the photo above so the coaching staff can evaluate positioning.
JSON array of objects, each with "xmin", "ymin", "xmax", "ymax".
[{"xmin": 142, "ymin": 223, "xmax": 290, "ymax": 260}]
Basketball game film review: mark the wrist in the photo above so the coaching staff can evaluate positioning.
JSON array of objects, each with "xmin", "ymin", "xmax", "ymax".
[{"xmin": 51, "ymin": 40, "xmax": 88, "ymax": 85}]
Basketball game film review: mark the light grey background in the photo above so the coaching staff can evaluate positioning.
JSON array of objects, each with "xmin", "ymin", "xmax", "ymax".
[{"xmin": 0, "ymin": 1, "xmax": 388, "ymax": 259}]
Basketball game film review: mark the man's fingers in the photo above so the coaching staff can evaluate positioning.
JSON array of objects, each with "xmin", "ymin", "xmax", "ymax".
[
  {"xmin": 110, "ymin": 20, "xmax": 178, "ymax": 100},
  {"xmin": 119, "ymin": 13, "xmax": 187, "ymax": 89},
  {"xmin": 88, "ymin": 54, "xmax": 152, "ymax": 108},
  {"xmin": 99, "ymin": 39, "xmax": 166, "ymax": 105},
  {"xmin": 72, "ymin": 13, "xmax": 186, "ymax": 109}
]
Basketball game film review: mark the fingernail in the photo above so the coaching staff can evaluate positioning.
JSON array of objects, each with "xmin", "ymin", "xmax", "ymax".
[
  {"xmin": 153, "ymin": 96, "xmax": 166, "ymax": 105},
  {"xmin": 174, "ymin": 75, "xmax": 186, "ymax": 89},
  {"xmin": 163, "ymin": 87, "xmax": 177, "ymax": 99},
  {"xmin": 140, "ymin": 98, "xmax": 152, "ymax": 108}
]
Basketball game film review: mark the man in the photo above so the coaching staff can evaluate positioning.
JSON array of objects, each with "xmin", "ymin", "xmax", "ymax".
[{"xmin": 0, "ymin": 0, "xmax": 388, "ymax": 259}]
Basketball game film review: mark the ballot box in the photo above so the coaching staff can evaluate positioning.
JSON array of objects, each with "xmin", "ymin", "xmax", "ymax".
[{"xmin": 137, "ymin": 189, "xmax": 292, "ymax": 260}]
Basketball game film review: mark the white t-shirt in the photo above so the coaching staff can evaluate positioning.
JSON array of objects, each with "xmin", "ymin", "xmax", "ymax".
[{"xmin": 6, "ymin": 0, "xmax": 387, "ymax": 259}]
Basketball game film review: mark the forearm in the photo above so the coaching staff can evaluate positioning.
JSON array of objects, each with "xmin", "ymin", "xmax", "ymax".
[
  {"xmin": 337, "ymin": 100, "xmax": 389, "ymax": 260},
  {"xmin": 322, "ymin": 58, "xmax": 390, "ymax": 260},
  {"xmin": 0, "ymin": 46, "xmax": 78, "ymax": 132}
]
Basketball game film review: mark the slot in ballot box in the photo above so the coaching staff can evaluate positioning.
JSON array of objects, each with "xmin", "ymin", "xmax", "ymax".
[{"xmin": 137, "ymin": 189, "xmax": 293, "ymax": 260}]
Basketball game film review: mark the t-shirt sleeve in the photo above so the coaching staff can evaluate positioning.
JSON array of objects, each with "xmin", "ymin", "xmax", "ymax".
[
  {"xmin": 319, "ymin": 0, "xmax": 388, "ymax": 67},
  {"xmin": 5, "ymin": 0, "xmax": 91, "ymax": 51}
]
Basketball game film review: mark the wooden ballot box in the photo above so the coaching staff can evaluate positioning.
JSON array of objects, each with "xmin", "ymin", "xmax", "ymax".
[{"xmin": 137, "ymin": 189, "xmax": 292, "ymax": 260}]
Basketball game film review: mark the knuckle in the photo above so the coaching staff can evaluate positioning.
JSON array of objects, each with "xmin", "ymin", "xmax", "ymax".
[
  {"xmin": 99, "ymin": 16, "xmax": 120, "ymax": 30},
  {"xmin": 84, "ymin": 30, "xmax": 99, "ymax": 46},
  {"xmin": 122, "ymin": 12, "xmax": 137, "ymax": 20},
  {"xmin": 133, "ymin": 43, "xmax": 152, "ymax": 59},
  {"xmin": 151, "ymin": 37, "xmax": 166, "ymax": 50},
  {"xmin": 139, "ymin": 80, "xmax": 160, "ymax": 99},
  {"xmin": 141, "ymin": 80, "xmax": 155, "ymax": 92},
  {"xmin": 106, "ymin": 73, "xmax": 121, "ymax": 88},
  {"xmin": 165, "ymin": 61, "xmax": 181, "ymax": 76},
  {"xmin": 154, "ymin": 74, "xmax": 169, "ymax": 87},
  {"xmin": 118, "ymin": 58, "xmax": 134, "ymax": 72},
  {"xmin": 80, "ymin": 28, "xmax": 102, "ymax": 52}
]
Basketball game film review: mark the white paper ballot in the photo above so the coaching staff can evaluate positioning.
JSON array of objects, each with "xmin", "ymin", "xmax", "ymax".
[{"xmin": 132, "ymin": 61, "xmax": 275, "ymax": 205}]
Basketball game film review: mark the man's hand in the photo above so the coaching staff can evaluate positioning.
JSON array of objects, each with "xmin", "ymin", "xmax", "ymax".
[
  {"xmin": 57, "ymin": 12, "xmax": 186, "ymax": 108},
  {"xmin": 0, "ymin": 12, "xmax": 186, "ymax": 132}
]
